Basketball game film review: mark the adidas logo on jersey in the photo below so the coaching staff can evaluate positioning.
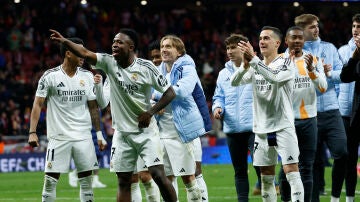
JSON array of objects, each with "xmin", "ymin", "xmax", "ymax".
[
  {"xmin": 153, "ymin": 158, "xmax": 160, "ymax": 163},
  {"xmin": 287, "ymin": 156, "xmax": 294, "ymax": 161},
  {"xmin": 57, "ymin": 82, "xmax": 65, "ymax": 87},
  {"xmin": 179, "ymin": 168, "xmax": 186, "ymax": 173},
  {"xmin": 94, "ymin": 162, "xmax": 99, "ymax": 167}
]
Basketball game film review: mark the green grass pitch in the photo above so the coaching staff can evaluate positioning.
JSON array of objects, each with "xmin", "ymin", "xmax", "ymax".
[{"xmin": 0, "ymin": 164, "xmax": 358, "ymax": 201}]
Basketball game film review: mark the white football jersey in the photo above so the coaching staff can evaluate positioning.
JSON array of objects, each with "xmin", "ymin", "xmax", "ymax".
[
  {"xmin": 36, "ymin": 65, "xmax": 96, "ymax": 140},
  {"xmin": 94, "ymin": 53, "xmax": 170, "ymax": 133},
  {"xmin": 231, "ymin": 55, "xmax": 295, "ymax": 134}
]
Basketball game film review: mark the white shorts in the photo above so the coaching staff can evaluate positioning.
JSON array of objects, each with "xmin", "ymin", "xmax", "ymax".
[
  {"xmin": 162, "ymin": 137, "xmax": 196, "ymax": 176},
  {"xmin": 110, "ymin": 128, "xmax": 164, "ymax": 173},
  {"xmin": 192, "ymin": 137, "xmax": 202, "ymax": 162},
  {"xmin": 253, "ymin": 127, "xmax": 299, "ymax": 166},
  {"xmin": 45, "ymin": 138, "xmax": 98, "ymax": 173},
  {"xmin": 135, "ymin": 156, "xmax": 148, "ymax": 173}
]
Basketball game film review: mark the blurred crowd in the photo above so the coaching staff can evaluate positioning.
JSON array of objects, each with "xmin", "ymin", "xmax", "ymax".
[{"xmin": 0, "ymin": 0, "xmax": 358, "ymax": 152}]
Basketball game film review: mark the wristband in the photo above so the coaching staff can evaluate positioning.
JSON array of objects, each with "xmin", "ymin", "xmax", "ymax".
[
  {"xmin": 29, "ymin": 131, "xmax": 36, "ymax": 135},
  {"xmin": 96, "ymin": 131, "xmax": 107, "ymax": 145}
]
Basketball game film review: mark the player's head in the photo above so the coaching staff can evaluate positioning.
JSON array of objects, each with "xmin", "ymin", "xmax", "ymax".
[
  {"xmin": 112, "ymin": 29, "xmax": 139, "ymax": 61},
  {"xmin": 60, "ymin": 37, "xmax": 84, "ymax": 58},
  {"xmin": 259, "ymin": 26, "xmax": 282, "ymax": 56},
  {"xmin": 352, "ymin": 14, "xmax": 360, "ymax": 39},
  {"xmin": 294, "ymin": 14, "xmax": 319, "ymax": 41},
  {"xmin": 119, "ymin": 28, "xmax": 139, "ymax": 52},
  {"xmin": 224, "ymin": 34, "xmax": 248, "ymax": 62},
  {"xmin": 148, "ymin": 39, "xmax": 162, "ymax": 66},
  {"xmin": 160, "ymin": 35, "xmax": 186, "ymax": 63},
  {"xmin": 285, "ymin": 26, "xmax": 305, "ymax": 56}
]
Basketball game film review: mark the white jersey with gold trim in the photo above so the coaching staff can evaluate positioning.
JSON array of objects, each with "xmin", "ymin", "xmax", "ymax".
[
  {"xmin": 94, "ymin": 53, "xmax": 170, "ymax": 133},
  {"xmin": 35, "ymin": 65, "xmax": 96, "ymax": 140}
]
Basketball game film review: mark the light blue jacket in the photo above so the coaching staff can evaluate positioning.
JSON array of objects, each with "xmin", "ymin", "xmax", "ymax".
[
  {"xmin": 212, "ymin": 61, "xmax": 253, "ymax": 133},
  {"xmin": 338, "ymin": 38, "xmax": 356, "ymax": 117},
  {"xmin": 154, "ymin": 54, "xmax": 210, "ymax": 143},
  {"xmin": 303, "ymin": 38, "xmax": 343, "ymax": 112}
]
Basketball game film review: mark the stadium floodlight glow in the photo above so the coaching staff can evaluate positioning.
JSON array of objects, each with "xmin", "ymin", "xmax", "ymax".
[
  {"xmin": 246, "ymin": 2, "xmax": 253, "ymax": 7},
  {"xmin": 196, "ymin": 1, "xmax": 201, "ymax": 6},
  {"xmin": 343, "ymin": 2, "xmax": 349, "ymax": 7},
  {"xmin": 293, "ymin": 2, "xmax": 300, "ymax": 7},
  {"xmin": 140, "ymin": 0, "xmax": 147, "ymax": 6},
  {"xmin": 80, "ymin": 0, "xmax": 87, "ymax": 5},
  {"xmin": 14, "ymin": 0, "xmax": 20, "ymax": 3}
]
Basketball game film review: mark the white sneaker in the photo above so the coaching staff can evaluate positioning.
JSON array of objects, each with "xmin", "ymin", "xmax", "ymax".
[
  {"xmin": 68, "ymin": 170, "xmax": 78, "ymax": 187},
  {"xmin": 92, "ymin": 175, "xmax": 106, "ymax": 188}
]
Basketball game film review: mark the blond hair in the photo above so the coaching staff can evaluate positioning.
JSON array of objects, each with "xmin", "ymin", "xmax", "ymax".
[
  {"xmin": 160, "ymin": 35, "xmax": 186, "ymax": 56},
  {"xmin": 294, "ymin": 14, "xmax": 319, "ymax": 28}
]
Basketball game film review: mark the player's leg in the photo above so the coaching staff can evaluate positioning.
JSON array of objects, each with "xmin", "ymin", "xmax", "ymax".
[
  {"xmin": 226, "ymin": 132, "xmax": 252, "ymax": 201},
  {"xmin": 193, "ymin": 137, "xmax": 208, "ymax": 202},
  {"xmin": 323, "ymin": 111, "xmax": 347, "ymax": 202},
  {"xmin": 253, "ymin": 133, "xmax": 278, "ymax": 202},
  {"xmin": 137, "ymin": 157, "xmax": 160, "ymax": 202},
  {"xmin": 130, "ymin": 173, "xmax": 142, "ymax": 202},
  {"xmin": 73, "ymin": 138, "xmax": 99, "ymax": 202},
  {"xmin": 277, "ymin": 128, "xmax": 304, "ymax": 202},
  {"xmin": 164, "ymin": 137, "xmax": 201, "ymax": 202},
  {"xmin": 42, "ymin": 139, "xmax": 72, "ymax": 202},
  {"xmin": 138, "ymin": 129, "xmax": 176, "ymax": 202}
]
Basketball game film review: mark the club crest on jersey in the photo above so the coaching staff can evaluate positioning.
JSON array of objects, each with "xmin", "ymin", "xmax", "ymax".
[
  {"xmin": 47, "ymin": 162, "xmax": 52, "ymax": 169},
  {"xmin": 131, "ymin": 73, "xmax": 138, "ymax": 81},
  {"xmin": 79, "ymin": 80, "xmax": 85, "ymax": 87},
  {"xmin": 157, "ymin": 75, "xmax": 167, "ymax": 87}
]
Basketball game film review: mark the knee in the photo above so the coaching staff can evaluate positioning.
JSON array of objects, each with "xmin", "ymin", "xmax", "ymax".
[{"xmin": 116, "ymin": 173, "xmax": 132, "ymax": 188}]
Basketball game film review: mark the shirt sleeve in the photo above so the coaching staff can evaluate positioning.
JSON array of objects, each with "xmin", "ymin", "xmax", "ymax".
[
  {"xmin": 171, "ymin": 64, "xmax": 198, "ymax": 98},
  {"xmin": 230, "ymin": 63, "xmax": 253, "ymax": 86},
  {"xmin": 149, "ymin": 63, "xmax": 171, "ymax": 93},
  {"xmin": 94, "ymin": 78, "xmax": 110, "ymax": 109},
  {"xmin": 250, "ymin": 56, "xmax": 294, "ymax": 84},
  {"xmin": 35, "ymin": 73, "xmax": 50, "ymax": 98}
]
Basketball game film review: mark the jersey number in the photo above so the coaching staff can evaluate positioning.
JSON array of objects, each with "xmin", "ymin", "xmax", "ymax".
[{"xmin": 47, "ymin": 149, "xmax": 55, "ymax": 161}]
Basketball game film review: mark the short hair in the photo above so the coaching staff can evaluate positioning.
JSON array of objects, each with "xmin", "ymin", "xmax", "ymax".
[
  {"xmin": 352, "ymin": 14, "xmax": 360, "ymax": 23},
  {"xmin": 285, "ymin": 26, "xmax": 304, "ymax": 36},
  {"xmin": 224, "ymin": 34, "xmax": 248, "ymax": 46},
  {"xmin": 160, "ymin": 35, "xmax": 186, "ymax": 56},
  {"xmin": 119, "ymin": 28, "xmax": 139, "ymax": 51},
  {"xmin": 60, "ymin": 37, "xmax": 84, "ymax": 58},
  {"xmin": 294, "ymin": 14, "xmax": 319, "ymax": 28},
  {"xmin": 148, "ymin": 39, "xmax": 160, "ymax": 51},
  {"xmin": 261, "ymin": 26, "xmax": 283, "ymax": 40}
]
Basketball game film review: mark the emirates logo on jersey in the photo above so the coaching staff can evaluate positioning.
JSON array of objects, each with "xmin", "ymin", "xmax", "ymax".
[
  {"xmin": 131, "ymin": 73, "xmax": 138, "ymax": 81},
  {"xmin": 79, "ymin": 80, "xmax": 85, "ymax": 87}
]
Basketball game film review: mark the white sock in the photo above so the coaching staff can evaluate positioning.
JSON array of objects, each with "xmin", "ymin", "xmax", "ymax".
[
  {"xmin": 331, "ymin": 196, "xmax": 340, "ymax": 202},
  {"xmin": 185, "ymin": 180, "xmax": 201, "ymax": 202},
  {"xmin": 143, "ymin": 179, "xmax": 161, "ymax": 202},
  {"xmin": 261, "ymin": 175, "xmax": 277, "ymax": 202},
  {"xmin": 42, "ymin": 175, "xmax": 58, "ymax": 202},
  {"xmin": 130, "ymin": 182, "xmax": 142, "ymax": 202},
  {"xmin": 172, "ymin": 177, "xmax": 179, "ymax": 198},
  {"xmin": 346, "ymin": 196, "xmax": 354, "ymax": 202},
  {"xmin": 196, "ymin": 174, "xmax": 208, "ymax": 202},
  {"xmin": 286, "ymin": 172, "xmax": 304, "ymax": 202},
  {"xmin": 78, "ymin": 175, "xmax": 94, "ymax": 202}
]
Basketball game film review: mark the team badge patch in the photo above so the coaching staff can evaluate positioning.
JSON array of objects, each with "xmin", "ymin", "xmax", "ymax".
[
  {"xmin": 80, "ymin": 80, "xmax": 85, "ymax": 87},
  {"xmin": 47, "ymin": 162, "xmax": 52, "ymax": 169},
  {"xmin": 157, "ymin": 75, "xmax": 167, "ymax": 87},
  {"xmin": 131, "ymin": 73, "xmax": 138, "ymax": 81}
]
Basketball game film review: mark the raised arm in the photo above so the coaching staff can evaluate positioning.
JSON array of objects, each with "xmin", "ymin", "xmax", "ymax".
[{"xmin": 49, "ymin": 29, "xmax": 97, "ymax": 65}]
